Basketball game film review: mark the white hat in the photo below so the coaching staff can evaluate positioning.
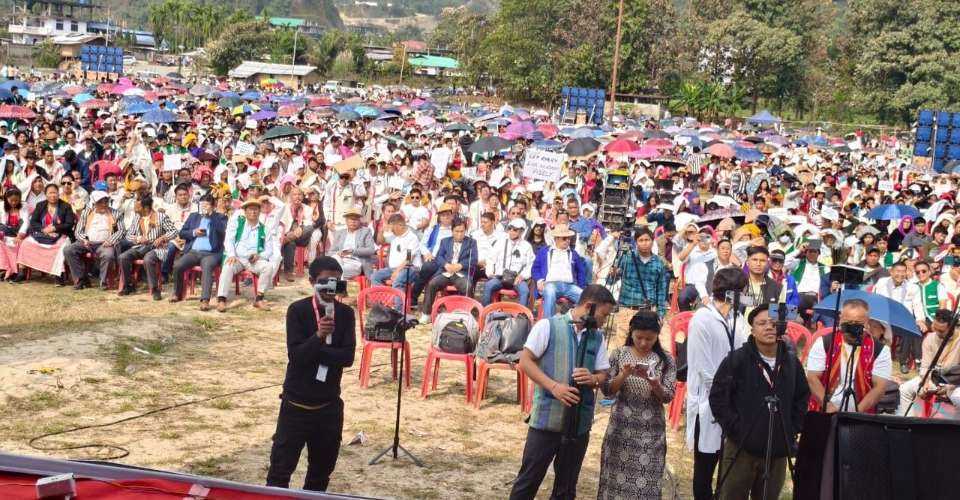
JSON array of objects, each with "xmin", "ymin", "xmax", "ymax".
[
  {"xmin": 90, "ymin": 191, "xmax": 109, "ymax": 204},
  {"xmin": 508, "ymin": 218, "xmax": 527, "ymax": 230}
]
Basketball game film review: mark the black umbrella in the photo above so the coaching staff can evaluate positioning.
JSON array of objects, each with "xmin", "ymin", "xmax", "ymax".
[
  {"xmin": 650, "ymin": 156, "xmax": 686, "ymax": 168},
  {"xmin": 468, "ymin": 136, "xmax": 514, "ymax": 155},
  {"xmin": 260, "ymin": 125, "xmax": 304, "ymax": 141},
  {"xmin": 743, "ymin": 135, "xmax": 764, "ymax": 143},
  {"xmin": 699, "ymin": 208, "xmax": 746, "ymax": 226},
  {"xmin": 564, "ymin": 137, "xmax": 601, "ymax": 157},
  {"xmin": 444, "ymin": 123, "xmax": 474, "ymax": 132}
]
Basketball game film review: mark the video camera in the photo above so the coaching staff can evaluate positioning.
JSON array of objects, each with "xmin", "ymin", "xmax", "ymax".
[{"xmin": 313, "ymin": 277, "xmax": 348, "ymax": 296}]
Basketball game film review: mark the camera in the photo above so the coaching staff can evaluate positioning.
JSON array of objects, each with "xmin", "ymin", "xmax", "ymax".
[
  {"xmin": 841, "ymin": 322, "xmax": 865, "ymax": 345},
  {"xmin": 314, "ymin": 277, "xmax": 347, "ymax": 296}
]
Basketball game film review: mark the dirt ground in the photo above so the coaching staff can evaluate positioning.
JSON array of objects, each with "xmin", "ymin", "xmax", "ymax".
[{"xmin": 0, "ymin": 277, "xmax": 700, "ymax": 499}]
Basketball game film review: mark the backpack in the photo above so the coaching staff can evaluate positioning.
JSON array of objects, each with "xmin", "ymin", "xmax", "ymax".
[
  {"xmin": 432, "ymin": 311, "xmax": 479, "ymax": 353},
  {"xmin": 475, "ymin": 312, "xmax": 532, "ymax": 364},
  {"xmin": 364, "ymin": 303, "xmax": 404, "ymax": 342}
]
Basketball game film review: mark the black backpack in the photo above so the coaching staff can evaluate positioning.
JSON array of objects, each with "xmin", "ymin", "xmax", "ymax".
[
  {"xmin": 438, "ymin": 320, "xmax": 473, "ymax": 354},
  {"xmin": 364, "ymin": 303, "xmax": 404, "ymax": 342},
  {"xmin": 475, "ymin": 312, "xmax": 532, "ymax": 364}
]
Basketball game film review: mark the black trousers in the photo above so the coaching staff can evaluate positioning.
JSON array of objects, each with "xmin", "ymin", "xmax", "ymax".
[
  {"xmin": 508, "ymin": 427, "xmax": 590, "ymax": 500},
  {"xmin": 266, "ymin": 398, "xmax": 343, "ymax": 492},
  {"xmin": 412, "ymin": 260, "xmax": 440, "ymax": 302},
  {"xmin": 693, "ymin": 419, "xmax": 720, "ymax": 500}
]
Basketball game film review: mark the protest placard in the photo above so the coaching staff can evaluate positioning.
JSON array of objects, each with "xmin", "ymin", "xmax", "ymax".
[
  {"xmin": 878, "ymin": 180, "xmax": 894, "ymax": 192},
  {"xmin": 162, "ymin": 154, "xmax": 182, "ymax": 172},
  {"xmin": 234, "ymin": 141, "xmax": 256, "ymax": 156},
  {"xmin": 522, "ymin": 148, "xmax": 567, "ymax": 182},
  {"xmin": 431, "ymin": 148, "xmax": 452, "ymax": 179}
]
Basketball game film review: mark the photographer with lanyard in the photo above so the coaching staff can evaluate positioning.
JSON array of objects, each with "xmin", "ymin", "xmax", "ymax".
[
  {"xmin": 509, "ymin": 284, "xmax": 615, "ymax": 500},
  {"xmin": 610, "ymin": 226, "xmax": 670, "ymax": 343},
  {"xmin": 266, "ymin": 257, "xmax": 356, "ymax": 492},
  {"xmin": 686, "ymin": 267, "xmax": 750, "ymax": 500}
]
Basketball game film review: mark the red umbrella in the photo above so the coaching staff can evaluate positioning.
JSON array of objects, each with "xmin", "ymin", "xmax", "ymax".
[
  {"xmin": 63, "ymin": 85, "xmax": 84, "ymax": 96},
  {"xmin": 0, "ymin": 104, "xmax": 36, "ymax": 120},
  {"xmin": 705, "ymin": 143, "xmax": 735, "ymax": 159},
  {"xmin": 643, "ymin": 138, "xmax": 675, "ymax": 150},
  {"xmin": 309, "ymin": 96, "xmax": 332, "ymax": 107},
  {"xmin": 537, "ymin": 123, "xmax": 559, "ymax": 139},
  {"xmin": 277, "ymin": 105, "xmax": 300, "ymax": 118},
  {"xmin": 79, "ymin": 99, "xmax": 110, "ymax": 110},
  {"xmin": 734, "ymin": 140, "xmax": 756, "ymax": 149},
  {"xmin": 604, "ymin": 138, "xmax": 641, "ymax": 154},
  {"xmin": 629, "ymin": 145, "xmax": 661, "ymax": 159},
  {"xmin": 617, "ymin": 130, "xmax": 644, "ymax": 140}
]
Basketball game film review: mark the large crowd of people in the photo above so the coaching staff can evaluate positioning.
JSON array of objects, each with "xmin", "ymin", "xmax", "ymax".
[{"xmin": 3, "ymin": 68, "xmax": 959, "ymax": 499}]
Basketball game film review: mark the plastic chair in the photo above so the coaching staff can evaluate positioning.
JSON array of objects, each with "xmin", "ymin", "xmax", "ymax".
[
  {"xmin": 181, "ymin": 264, "xmax": 222, "ymax": 300},
  {"xmin": 475, "ymin": 302, "xmax": 535, "ymax": 409},
  {"xmin": 667, "ymin": 311, "xmax": 694, "ymax": 430},
  {"xmin": 421, "ymin": 296, "xmax": 483, "ymax": 403},
  {"xmin": 804, "ymin": 326, "xmax": 836, "ymax": 362},
  {"xmin": 357, "ymin": 286, "xmax": 411, "ymax": 389},
  {"xmin": 294, "ymin": 246, "xmax": 307, "ymax": 276},
  {"xmin": 784, "ymin": 321, "xmax": 813, "ymax": 362},
  {"xmin": 492, "ymin": 288, "xmax": 519, "ymax": 303},
  {"xmin": 535, "ymin": 296, "xmax": 574, "ymax": 320},
  {"xmin": 119, "ymin": 258, "xmax": 162, "ymax": 292}
]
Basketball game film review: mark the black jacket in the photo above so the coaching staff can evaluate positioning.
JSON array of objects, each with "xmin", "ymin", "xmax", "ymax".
[
  {"xmin": 744, "ymin": 275, "xmax": 782, "ymax": 308},
  {"xmin": 281, "ymin": 297, "xmax": 356, "ymax": 407},
  {"xmin": 709, "ymin": 337, "xmax": 810, "ymax": 458},
  {"xmin": 28, "ymin": 199, "xmax": 76, "ymax": 239}
]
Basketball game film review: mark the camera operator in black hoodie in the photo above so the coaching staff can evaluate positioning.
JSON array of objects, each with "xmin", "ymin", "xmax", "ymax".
[{"xmin": 709, "ymin": 303, "xmax": 810, "ymax": 500}]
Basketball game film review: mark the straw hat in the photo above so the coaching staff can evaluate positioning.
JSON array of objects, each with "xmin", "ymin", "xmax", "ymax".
[
  {"xmin": 240, "ymin": 198, "xmax": 261, "ymax": 209},
  {"xmin": 344, "ymin": 207, "xmax": 362, "ymax": 218},
  {"xmin": 550, "ymin": 224, "xmax": 575, "ymax": 238}
]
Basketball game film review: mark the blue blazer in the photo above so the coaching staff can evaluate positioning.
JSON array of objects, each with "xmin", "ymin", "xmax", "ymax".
[
  {"xmin": 434, "ymin": 236, "xmax": 478, "ymax": 280},
  {"xmin": 179, "ymin": 212, "xmax": 228, "ymax": 254},
  {"xmin": 532, "ymin": 246, "xmax": 588, "ymax": 288}
]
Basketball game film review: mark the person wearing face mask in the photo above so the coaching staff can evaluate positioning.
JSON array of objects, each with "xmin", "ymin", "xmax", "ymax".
[
  {"xmin": 266, "ymin": 257, "xmax": 355, "ymax": 493},
  {"xmin": 805, "ymin": 299, "xmax": 892, "ymax": 414},
  {"xmin": 169, "ymin": 194, "xmax": 228, "ymax": 311},
  {"xmin": 677, "ymin": 227, "xmax": 718, "ymax": 311}
]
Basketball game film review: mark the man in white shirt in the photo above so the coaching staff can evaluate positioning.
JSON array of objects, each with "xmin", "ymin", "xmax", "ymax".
[
  {"xmin": 685, "ymin": 267, "xmax": 749, "ymax": 500},
  {"xmin": 216, "ymin": 199, "xmax": 280, "ymax": 312},
  {"xmin": 370, "ymin": 213, "xmax": 422, "ymax": 290},
  {"xmin": 482, "ymin": 218, "xmax": 534, "ymax": 306},
  {"xmin": 323, "ymin": 166, "xmax": 354, "ymax": 231},
  {"xmin": 806, "ymin": 299, "xmax": 892, "ymax": 413},
  {"xmin": 677, "ymin": 228, "xmax": 717, "ymax": 311},
  {"xmin": 471, "ymin": 211, "xmax": 505, "ymax": 281},
  {"xmin": 400, "ymin": 188, "xmax": 430, "ymax": 232}
]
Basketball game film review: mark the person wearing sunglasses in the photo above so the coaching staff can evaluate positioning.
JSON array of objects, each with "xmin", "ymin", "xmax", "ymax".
[{"xmin": 908, "ymin": 260, "xmax": 948, "ymax": 373}]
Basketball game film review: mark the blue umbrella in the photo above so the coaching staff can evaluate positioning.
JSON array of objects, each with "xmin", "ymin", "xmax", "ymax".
[
  {"xmin": 0, "ymin": 80, "xmax": 29, "ymax": 91},
  {"xmin": 571, "ymin": 128, "xmax": 597, "ymax": 139},
  {"xmin": 866, "ymin": 204, "xmax": 922, "ymax": 221},
  {"xmin": 142, "ymin": 109, "xmax": 178, "ymax": 124},
  {"xmin": 0, "ymin": 89, "xmax": 14, "ymax": 102},
  {"xmin": 533, "ymin": 139, "xmax": 563, "ymax": 150},
  {"xmin": 241, "ymin": 90, "xmax": 261, "ymax": 101},
  {"xmin": 217, "ymin": 91, "xmax": 240, "ymax": 99},
  {"xmin": 124, "ymin": 101, "xmax": 158, "ymax": 115},
  {"xmin": 354, "ymin": 105, "xmax": 380, "ymax": 118},
  {"xmin": 734, "ymin": 146, "xmax": 764, "ymax": 162},
  {"xmin": 814, "ymin": 289, "xmax": 921, "ymax": 337},
  {"xmin": 73, "ymin": 93, "xmax": 93, "ymax": 104},
  {"xmin": 251, "ymin": 109, "xmax": 277, "ymax": 120},
  {"xmin": 799, "ymin": 135, "xmax": 828, "ymax": 147}
]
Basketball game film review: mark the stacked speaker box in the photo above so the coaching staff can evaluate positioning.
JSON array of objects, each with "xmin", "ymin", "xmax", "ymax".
[
  {"xmin": 80, "ymin": 45, "xmax": 124, "ymax": 74},
  {"xmin": 915, "ymin": 108, "xmax": 960, "ymax": 172},
  {"xmin": 560, "ymin": 87, "xmax": 606, "ymax": 125}
]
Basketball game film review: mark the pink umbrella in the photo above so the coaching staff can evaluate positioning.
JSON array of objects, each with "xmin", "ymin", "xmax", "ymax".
[
  {"xmin": 505, "ymin": 120, "xmax": 535, "ymax": 138},
  {"xmin": 277, "ymin": 105, "xmax": 300, "ymax": 118},
  {"xmin": 705, "ymin": 143, "xmax": 735, "ymax": 159},
  {"xmin": 643, "ymin": 138, "xmax": 675, "ymax": 150},
  {"xmin": 415, "ymin": 115, "xmax": 436, "ymax": 127},
  {"xmin": 63, "ymin": 86, "xmax": 84, "ymax": 96},
  {"xmin": 604, "ymin": 138, "xmax": 641, "ymax": 154},
  {"xmin": 79, "ymin": 99, "xmax": 110, "ymax": 110},
  {"xmin": 537, "ymin": 123, "xmax": 559, "ymax": 139},
  {"xmin": 629, "ymin": 145, "xmax": 661, "ymax": 159},
  {"xmin": 410, "ymin": 98, "xmax": 426, "ymax": 107},
  {"xmin": 0, "ymin": 105, "xmax": 36, "ymax": 120},
  {"xmin": 735, "ymin": 140, "xmax": 756, "ymax": 149}
]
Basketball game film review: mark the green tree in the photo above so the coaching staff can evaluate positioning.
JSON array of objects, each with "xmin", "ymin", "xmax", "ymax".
[
  {"xmin": 205, "ymin": 19, "xmax": 275, "ymax": 76},
  {"xmin": 34, "ymin": 40, "xmax": 61, "ymax": 69}
]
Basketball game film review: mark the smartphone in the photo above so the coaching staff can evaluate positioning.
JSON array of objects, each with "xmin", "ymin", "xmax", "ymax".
[
  {"xmin": 197, "ymin": 228, "xmax": 207, "ymax": 235},
  {"xmin": 635, "ymin": 362, "xmax": 649, "ymax": 376}
]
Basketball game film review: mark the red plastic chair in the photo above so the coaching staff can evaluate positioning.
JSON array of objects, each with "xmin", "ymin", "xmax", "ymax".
[
  {"xmin": 357, "ymin": 286, "xmax": 411, "ymax": 389},
  {"xmin": 294, "ymin": 246, "xmax": 307, "ymax": 276},
  {"xmin": 785, "ymin": 321, "xmax": 813, "ymax": 362},
  {"xmin": 182, "ymin": 265, "xmax": 221, "ymax": 300},
  {"xmin": 804, "ymin": 327, "xmax": 835, "ymax": 363},
  {"xmin": 233, "ymin": 269, "xmax": 278, "ymax": 299},
  {"xmin": 667, "ymin": 311, "xmax": 694, "ymax": 430},
  {"xmin": 492, "ymin": 288, "xmax": 519, "ymax": 303},
  {"xmin": 535, "ymin": 296, "xmax": 574, "ymax": 320},
  {"xmin": 475, "ymin": 302, "xmax": 535, "ymax": 410},
  {"xmin": 421, "ymin": 296, "xmax": 483, "ymax": 403},
  {"xmin": 119, "ymin": 258, "xmax": 162, "ymax": 293}
]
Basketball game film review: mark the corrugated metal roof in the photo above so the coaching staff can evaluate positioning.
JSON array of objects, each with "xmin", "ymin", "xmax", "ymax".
[
  {"xmin": 408, "ymin": 55, "xmax": 459, "ymax": 69},
  {"xmin": 228, "ymin": 61, "xmax": 317, "ymax": 78}
]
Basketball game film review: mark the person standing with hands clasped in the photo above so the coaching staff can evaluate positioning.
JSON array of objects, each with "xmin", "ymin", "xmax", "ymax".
[
  {"xmin": 709, "ymin": 303, "xmax": 810, "ymax": 500},
  {"xmin": 509, "ymin": 284, "xmax": 615, "ymax": 500},
  {"xmin": 597, "ymin": 311, "xmax": 676, "ymax": 499},
  {"xmin": 266, "ymin": 257, "xmax": 356, "ymax": 492}
]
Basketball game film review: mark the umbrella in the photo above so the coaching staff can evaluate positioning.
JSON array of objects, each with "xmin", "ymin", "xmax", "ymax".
[
  {"xmin": 651, "ymin": 156, "xmax": 686, "ymax": 168},
  {"xmin": 629, "ymin": 146, "xmax": 661, "ymax": 159},
  {"xmin": 644, "ymin": 129, "xmax": 672, "ymax": 139},
  {"xmin": 814, "ymin": 289, "xmax": 920, "ymax": 338},
  {"xmin": 644, "ymin": 138, "xmax": 675, "ymax": 150},
  {"xmin": 189, "ymin": 84, "xmax": 211, "ymax": 97},
  {"xmin": 123, "ymin": 101, "xmax": 157, "ymax": 115},
  {"xmin": 505, "ymin": 120, "xmax": 535, "ymax": 139},
  {"xmin": 241, "ymin": 90, "xmax": 261, "ymax": 101},
  {"xmin": 467, "ymin": 136, "xmax": 513, "ymax": 155},
  {"xmin": 564, "ymin": 137, "xmax": 601, "ymax": 157},
  {"xmin": 571, "ymin": 127, "xmax": 600, "ymax": 139},
  {"xmin": 533, "ymin": 139, "xmax": 563, "ymax": 150},
  {"xmin": 444, "ymin": 123, "xmax": 473, "ymax": 132},
  {"xmin": 336, "ymin": 110, "xmax": 361, "ymax": 121},
  {"xmin": 122, "ymin": 87, "xmax": 145, "ymax": 97},
  {"xmin": 92, "ymin": 160, "xmax": 121, "ymax": 181},
  {"xmin": 78, "ymin": 99, "xmax": 110, "ymax": 110},
  {"xmin": 142, "ymin": 109, "xmax": 179, "ymax": 124},
  {"xmin": 355, "ymin": 105, "xmax": 380, "ymax": 118},
  {"xmin": 0, "ymin": 104, "xmax": 36, "ymax": 120},
  {"xmin": 866, "ymin": 204, "xmax": 922, "ymax": 221},
  {"xmin": 537, "ymin": 123, "xmax": 559, "ymax": 139},
  {"xmin": 746, "ymin": 172, "xmax": 771, "ymax": 196},
  {"xmin": 699, "ymin": 208, "xmax": 745, "ymax": 225},
  {"xmin": 604, "ymin": 138, "xmax": 641, "ymax": 154},
  {"xmin": 0, "ymin": 89, "xmax": 13, "ymax": 102},
  {"xmin": 261, "ymin": 125, "xmax": 305, "ymax": 141},
  {"xmin": 0, "ymin": 80, "xmax": 29, "ymax": 91},
  {"xmin": 705, "ymin": 143, "xmax": 735, "ymax": 159},
  {"xmin": 415, "ymin": 115, "xmax": 437, "ymax": 127},
  {"xmin": 734, "ymin": 146, "xmax": 764, "ymax": 162},
  {"xmin": 746, "ymin": 109, "xmax": 781, "ymax": 125},
  {"xmin": 251, "ymin": 109, "xmax": 277, "ymax": 120},
  {"xmin": 218, "ymin": 97, "xmax": 242, "ymax": 108},
  {"xmin": 72, "ymin": 93, "xmax": 94, "ymax": 104},
  {"xmin": 277, "ymin": 105, "xmax": 300, "ymax": 118}
]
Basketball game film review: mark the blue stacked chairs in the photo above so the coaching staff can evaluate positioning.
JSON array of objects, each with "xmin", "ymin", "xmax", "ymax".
[
  {"xmin": 915, "ymin": 142, "xmax": 930, "ymax": 156},
  {"xmin": 938, "ymin": 111, "xmax": 952, "ymax": 125},
  {"xmin": 919, "ymin": 109, "xmax": 934, "ymax": 125},
  {"xmin": 917, "ymin": 127, "xmax": 932, "ymax": 142},
  {"xmin": 937, "ymin": 126, "xmax": 950, "ymax": 142},
  {"xmin": 950, "ymin": 145, "xmax": 960, "ymax": 160}
]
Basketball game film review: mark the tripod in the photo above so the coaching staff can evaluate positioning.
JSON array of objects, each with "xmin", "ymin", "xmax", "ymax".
[
  {"xmin": 837, "ymin": 336, "xmax": 861, "ymax": 413},
  {"xmin": 369, "ymin": 258, "xmax": 424, "ymax": 467},
  {"xmin": 713, "ymin": 303, "xmax": 797, "ymax": 500}
]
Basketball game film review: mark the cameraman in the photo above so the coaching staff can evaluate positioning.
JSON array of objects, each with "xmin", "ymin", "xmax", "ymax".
[
  {"xmin": 510, "ymin": 285, "xmax": 615, "ymax": 500},
  {"xmin": 266, "ymin": 257, "xmax": 356, "ymax": 492},
  {"xmin": 610, "ymin": 226, "xmax": 670, "ymax": 342},
  {"xmin": 805, "ymin": 298, "xmax": 892, "ymax": 413},
  {"xmin": 686, "ymin": 267, "xmax": 749, "ymax": 500},
  {"xmin": 898, "ymin": 308, "xmax": 960, "ymax": 416},
  {"xmin": 710, "ymin": 303, "xmax": 810, "ymax": 500}
]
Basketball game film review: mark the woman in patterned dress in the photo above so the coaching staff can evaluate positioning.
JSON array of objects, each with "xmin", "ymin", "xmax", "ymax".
[{"xmin": 598, "ymin": 311, "xmax": 677, "ymax": 499}]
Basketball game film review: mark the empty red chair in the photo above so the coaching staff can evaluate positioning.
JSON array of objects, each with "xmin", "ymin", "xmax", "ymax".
[
  {"xmin": 357, "ymin": 286, "xmax": 411, "ymax": 389},
  {"xmin": 667, "ymin": 311, "xmax": 694, "ymax": 430},
  {"xmin": 784, "ymin": 321, "xmax": 813, "ymax": 362},
  {"xmin": 475, "ymin": 302, "xmax": 535, "ymax": 409},
  {"xmin": 421, "ymin": 295, "xmax": 483, "ymax": 403}
]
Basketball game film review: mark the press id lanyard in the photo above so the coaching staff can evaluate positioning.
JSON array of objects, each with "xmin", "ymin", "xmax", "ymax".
[{"xmin": 312, "ymin": 295, "xmax": 334, "ymax": 382}]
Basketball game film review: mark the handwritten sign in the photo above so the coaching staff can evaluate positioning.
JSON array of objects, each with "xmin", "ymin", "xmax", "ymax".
[
  {"xmin": 878, "ymin": 180, "xmax": 894, "ymax": 192},
  {"xmin": 234, "ymin": 141, "xmax": 256, "ymax": 156},
  {"xmin": 308, "ymin": 133, "xmax": 323, "ymax": 145},
  {"xmin": 522, "ymin": 148, "xmax": 567, "ymax": 182},
  {"xmin": 162, "ymin": 154, "xmax": 181, "ymax": 172},
  {"xmin": 821, "ymin": 205, "xmax": 839, "ymax": 221},
  {"xmin": 430, "ymin": 148, "xmax": 452, "ymax": 179}
]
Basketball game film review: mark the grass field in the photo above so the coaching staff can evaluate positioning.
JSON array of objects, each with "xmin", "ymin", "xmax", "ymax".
[{"xmin": 0, "ymin": 276, "xmax": 705, "ymax": 498}]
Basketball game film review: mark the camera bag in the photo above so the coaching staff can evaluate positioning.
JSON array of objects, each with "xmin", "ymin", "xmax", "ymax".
[{"xmin": 364, "ymin": 303, "xmax": 404, "ymax": 342}]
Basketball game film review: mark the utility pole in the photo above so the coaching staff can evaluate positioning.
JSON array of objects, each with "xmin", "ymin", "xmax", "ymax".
[
  {"xmin": 291, "ymin": 27, "xmax": 299, "ymax": 71},
  {"xmin": 608, "ymin": 0, "xmax": 625, "ymax": 121},
  {"xmin": 398, "ymin": 43, "xmax": 407, "ymax": 86}
]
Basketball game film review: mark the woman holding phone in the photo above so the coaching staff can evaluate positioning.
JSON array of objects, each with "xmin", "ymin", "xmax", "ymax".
[{"xmin": 597, "ymin": 311, "xmax": 677, "ymax": 500}]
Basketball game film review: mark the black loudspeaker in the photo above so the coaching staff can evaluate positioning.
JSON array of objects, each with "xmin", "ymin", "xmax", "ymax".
[{"xmin": 796, "ymin": 412, "xmax": 960, "ymax": 500}]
